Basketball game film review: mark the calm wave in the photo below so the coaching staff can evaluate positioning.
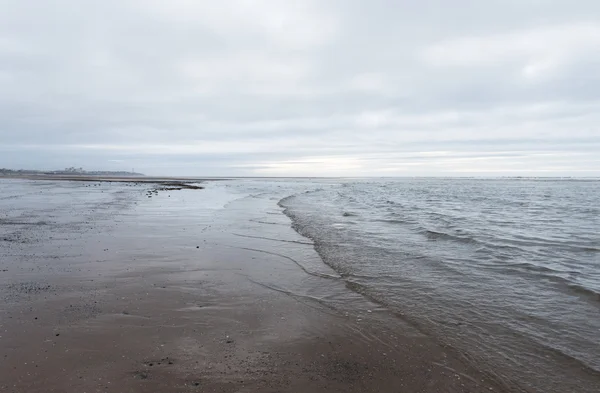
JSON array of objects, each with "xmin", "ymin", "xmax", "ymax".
[{"xmin": 280, "ymin": 178, "xmax": 600, "ymax": 392}]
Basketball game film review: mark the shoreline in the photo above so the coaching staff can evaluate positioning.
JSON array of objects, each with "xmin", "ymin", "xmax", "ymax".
[
  {"xmin": 0, "ymin": 173, "xmax": 229, "ymax": 183},
  {"xmin": 0, "ymin": 179, "xmax": 507, "ymax": 392}
]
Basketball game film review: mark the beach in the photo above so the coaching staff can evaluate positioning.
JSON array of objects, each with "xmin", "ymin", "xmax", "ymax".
[{"xmin": 0, "ymin": 178, "xmax": 504, "ymax": 393}]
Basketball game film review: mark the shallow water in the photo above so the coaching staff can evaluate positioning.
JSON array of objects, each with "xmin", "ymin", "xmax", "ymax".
[
  {"xmin": 279, "ymin": 178, "xmax": 600, "ymax": 392},
  {"xmin": 2, "ymin": 177, "xmax": 599, "ymax": 392}
]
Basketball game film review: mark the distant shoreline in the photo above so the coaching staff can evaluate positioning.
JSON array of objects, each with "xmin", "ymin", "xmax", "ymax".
[
  {"xmin": 0, "ymin": 174, "xmax": 229, "ymax": 183},
  {"xmin": 1, "ymin": 174, "xmax": 597, "ymax": 182}
]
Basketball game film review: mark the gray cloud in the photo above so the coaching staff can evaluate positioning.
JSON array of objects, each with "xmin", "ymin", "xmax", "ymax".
[{"xmin": 1, "ymin": 0, "xmax": 599, "ymax": 176}]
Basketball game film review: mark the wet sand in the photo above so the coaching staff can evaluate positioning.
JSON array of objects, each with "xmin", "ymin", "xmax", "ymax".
[{"xmin": 0, "ymin": 179, "xmax": 507, "ymax": 392}]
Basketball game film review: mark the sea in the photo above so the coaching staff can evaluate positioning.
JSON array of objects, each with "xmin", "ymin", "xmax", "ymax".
[
  {"xmin": 1, "ymin": 177, "xmax": 599, "ymax": 392},
  {"xmin": 273, "ymin": 178, "xmax": 600, "ymax": 392}
]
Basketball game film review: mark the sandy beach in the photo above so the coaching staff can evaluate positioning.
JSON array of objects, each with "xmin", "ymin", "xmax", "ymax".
[{"xmin": 0, "ymin": 179, "xmax": 506, "ymax": 392}]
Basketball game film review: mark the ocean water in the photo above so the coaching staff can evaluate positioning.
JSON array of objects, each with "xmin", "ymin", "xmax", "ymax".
[
  {"xmin": 2, "ymin": 177, "xmax": 599, "ymax": 392},
  {"xmin": 278, "ymin": 178, "xmax": 600, "ymax": 392}
]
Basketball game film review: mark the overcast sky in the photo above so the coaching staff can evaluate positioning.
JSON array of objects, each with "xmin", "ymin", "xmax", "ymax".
[{"xmin": 1, "ymin": 0, "xmax": 599, "ymax": 176}]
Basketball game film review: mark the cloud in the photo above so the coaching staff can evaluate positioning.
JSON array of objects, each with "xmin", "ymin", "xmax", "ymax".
[
  {"xmin": 0, "ymin": 0, "xmax": 599, "ymax": 176},
  {"xmin": 422, "ymin": 23, "xmax": 600, "ymax": 80},
  {"xmin": 142, "ymin": 0, "xmax": 339, "ymax": 48}
]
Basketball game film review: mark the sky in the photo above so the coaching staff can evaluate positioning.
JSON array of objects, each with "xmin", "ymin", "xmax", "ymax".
[{"xmin": 1, "ymin": 0, "xmax": 599, "ymax": 176}]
